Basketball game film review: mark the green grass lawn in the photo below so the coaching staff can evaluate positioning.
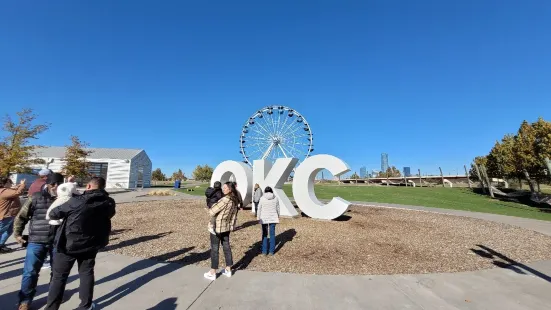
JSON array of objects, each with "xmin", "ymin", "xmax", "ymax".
[{"xmin": 176, "ymin": 183, "xmax": 551, "ymax": 221}]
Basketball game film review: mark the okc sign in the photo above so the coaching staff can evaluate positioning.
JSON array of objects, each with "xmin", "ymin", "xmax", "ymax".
[{"xmin": 210, "ymin": 154, "xmax": 351, "ymax": 220}]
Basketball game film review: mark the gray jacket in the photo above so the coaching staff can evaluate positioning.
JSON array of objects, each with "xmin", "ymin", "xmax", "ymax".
[
  {"xmin": 257, "ymin": 193, "xmax": 279, "ymax": 224},
  {"xmin": 253, "ymin": 188, "xmax": 263, "ymax": 203}
]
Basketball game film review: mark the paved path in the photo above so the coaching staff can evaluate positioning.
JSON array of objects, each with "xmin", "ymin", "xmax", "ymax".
[{"xmin": 3, "ymin": 195, "xmax": 551, "ymax": 309}]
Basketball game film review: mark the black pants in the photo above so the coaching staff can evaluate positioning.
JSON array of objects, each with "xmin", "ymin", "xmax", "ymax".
[
  {"xmin": 45, "ymin": 250, "xmax": 97, "ymax": 310},
  {"xmin": 210, "ymin": 232, "xmax": 233, "ymax": 269}
]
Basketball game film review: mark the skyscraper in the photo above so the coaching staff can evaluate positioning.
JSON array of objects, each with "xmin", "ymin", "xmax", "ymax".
[
  {"xmin": 403, "ymin": 167, "xmax": 411, "ymax": 177},
  {"xmin": 360, "ymin": 166, "xmax": 367, "ymax": 179},
  {"xmin": 381, "ymin": 153, "xmax": 389, "ymax": 172}
]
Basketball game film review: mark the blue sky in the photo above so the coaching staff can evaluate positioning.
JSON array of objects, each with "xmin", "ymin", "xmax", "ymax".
[{"xmin": 1, "ymin": 1, "xmax": 550, "ymax": 177}]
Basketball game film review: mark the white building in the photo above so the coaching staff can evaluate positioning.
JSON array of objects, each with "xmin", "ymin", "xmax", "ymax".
[{"xmin": 31, "ymin": 147, "xmax": 152, "ymax": 189}]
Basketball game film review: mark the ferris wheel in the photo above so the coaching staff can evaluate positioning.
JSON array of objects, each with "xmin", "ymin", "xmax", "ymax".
[{"xmin": 239, "ymin": 105, "xmax": 314, "ymax": 167}]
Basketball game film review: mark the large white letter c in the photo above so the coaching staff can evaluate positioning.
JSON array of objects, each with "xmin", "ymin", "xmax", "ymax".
[{"xmin": 292, "ymin": 155, "xmax": 351, "ymax": 220}]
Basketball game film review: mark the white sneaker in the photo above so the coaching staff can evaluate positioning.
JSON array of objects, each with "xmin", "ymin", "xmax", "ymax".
[
  {"xmin": 222, "ymin": 268, "xmax": 232, "ymax": 278},
  {"xmin": 41, "ymin": 262, "xmax": 51, "ymax": 269},
  {"xmin": 85, "ymin": 302, "xmax": 96, "ymax": 310},
  {"xmin": 204, "ymin": 272, "xmax": 216, "ymax": 281}
]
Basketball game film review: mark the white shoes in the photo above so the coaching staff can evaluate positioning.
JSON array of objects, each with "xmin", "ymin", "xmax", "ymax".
[
  {"xmin": 222, "ymin": 268, "xmax": 232, "ymax": 278},
  {"xmin": 204, "ymin": 269, "xmax": 232, "ymax": 281},
  {"xmin": 85, "ymin": 302, "xmax": 96, "ymax": 310},
  {"xmin": 204, "ymin": 272, "xmax": 216, "ymax": 281}
]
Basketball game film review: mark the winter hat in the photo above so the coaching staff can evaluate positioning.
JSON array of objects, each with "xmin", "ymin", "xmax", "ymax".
[{"xmin": 56, "ymin": 182, "xmax": 78, "ymax": 198}]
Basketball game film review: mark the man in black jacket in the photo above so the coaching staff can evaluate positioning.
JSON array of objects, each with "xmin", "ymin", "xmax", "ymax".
[
  {"xmin": 45, "ymin": 177, "xmax": 116, "ymax": 310},
  {"xmin": 14, "ymin": 172, "xmax": 64, "ymax": 310}
]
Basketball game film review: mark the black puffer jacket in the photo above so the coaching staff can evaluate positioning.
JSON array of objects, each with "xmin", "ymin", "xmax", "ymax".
[
  {"xmin": 205, "ymin": 187, "xmax": 223, "ymax": 208},
  {"xmin": 51, "ymin": 189, "xmax": 116, "ymax": 254},
  {"xmin": 28, "ymin": 191, "xmax": 58, "ymax": 244}
]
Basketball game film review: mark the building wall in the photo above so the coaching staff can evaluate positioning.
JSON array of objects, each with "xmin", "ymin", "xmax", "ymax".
[
  {"xmin": 31, "ymin": 157, "xmax": 132, "ymax": 189},
  {"xmin": 128, "ymin": 151, "xmax": 152, "ymax": 188}
]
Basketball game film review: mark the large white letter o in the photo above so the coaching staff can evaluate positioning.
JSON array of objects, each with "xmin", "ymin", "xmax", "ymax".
[
  {"xmin": 292, "ymin": 154, "xmax": 351, "ymax": 220},
  {"xmin": 211, "ymin": 161, "xmax": 253, "ymax": 207}
]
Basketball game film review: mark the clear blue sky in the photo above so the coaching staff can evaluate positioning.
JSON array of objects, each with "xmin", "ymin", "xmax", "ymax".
[{"xmin": 1, "ymin": 1, "xmax": 550, "ymax": 177}]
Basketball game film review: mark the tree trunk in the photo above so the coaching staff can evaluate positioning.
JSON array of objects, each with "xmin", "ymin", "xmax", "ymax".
[
  {"xmin": 518, "ymin": 176, "xmax": 523, "ymax": 190},
  {"xmin": 522, "ymin": 169, "xmax": 536, "ymax": 194},
  {"xmin": 439, "ymin": 167, "xmax": 445, "ymax": 187},
  {"xmin": 474, "ymin": 164, "xmax": 486, "ymax": 193},
  {"xmin": 481, "ymin": 165, "xmax": 494, "ymax": 198},
  {"xmin": 537, "ymin": 181, "xmax": 541, "ymax": 193},
  {"xmin": 464, "ymin": 165, "xmax": 471, "ymax": 189}
]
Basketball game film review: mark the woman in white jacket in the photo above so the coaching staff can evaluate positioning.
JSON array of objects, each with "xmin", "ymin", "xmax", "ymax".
[{"xmin": 256, "ymin": 186, "xmax": 279, "ymax": 255}]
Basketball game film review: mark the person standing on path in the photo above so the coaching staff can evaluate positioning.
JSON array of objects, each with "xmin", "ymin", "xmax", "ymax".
[
  {"xmin": 13, "ymin": 172, "xmax": 64, "ymax": 310},
  {"xmin": 257, "ymin": 186, "xmax": 280, "ymax": 256},
  {"xmin": 28, "ymin": 169, "xmax": 51, "ymax": 196},
  {"xmin": 252, "ymin": 183, "xmax": 263, "ymax": 215},
  {"xmin": 45, "ymin": 177, "xmax": 116, "ymax": 310},
  {"xmin": 0, "ymin": 177, "xmax": 26, "ymax": 253},
  {"xmin": 204, "ymin": 182, "xmax": 239, "ymax": 281}
]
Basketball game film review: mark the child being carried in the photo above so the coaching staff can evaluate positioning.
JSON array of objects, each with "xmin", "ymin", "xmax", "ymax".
[
  {"xmin": 204, "ymin": 181, "xmax": 223, "ymax": 235},
  {"xmin": 46, "ymin": 182, "xmax": 79, "ymax": 225}
]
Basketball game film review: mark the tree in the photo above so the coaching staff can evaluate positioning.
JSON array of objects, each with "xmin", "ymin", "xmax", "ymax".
[
  {"xmin": 533, "ymin": 117, "xmax": 551, "ymax": 174},
  {"xmin": 152, "ymin": 168, "xmax": 167, "ymax": 181},
  {"xmin": 378, "ymin": 166, "xmax": 401, "ymax": 178},
  {"xmin": 192, "ymin": 164, "xmax": 214, "ymax": 181},
  {"xmin": 0, "ymin": 109, "xmax": 50, "ymax": 177},
  {"xmin": 350, "ymin": 172, "xmax": 360, "ymax": 179},
  {"xmin": 62, "ymin": 136, "xmax": 92, "ymax": 178},
  {"xmin": 171, "ymin": 169, "xmax": 186, "ymax": 181},
  {"xmin": 469, "ymin": 156, "xmax": 488, "ymax": 182}
]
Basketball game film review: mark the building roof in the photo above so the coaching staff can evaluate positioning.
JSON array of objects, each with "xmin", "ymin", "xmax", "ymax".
[{"xmin": 34, "ymin": 146, "xmax": 144, "ymax": 160}]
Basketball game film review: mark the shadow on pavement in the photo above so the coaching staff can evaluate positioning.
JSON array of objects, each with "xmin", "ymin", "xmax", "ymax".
[
  {"xmin": 471, "ymin": 245, "xmax": 551, "ymax": 282},
  {"xmin": 95, "ymin": 247, "xmax": 210, "ymax": 308},
  {"xmin": 0, "ymin": 274, "xmax": 79, "ymax": 309},
  {"xmin": 102, "ymin": 231, "xmax": 172, "ymax": 252},
  {"xmin": 147, "ymin": 297, "xmax": 178, "ymax": 310}
]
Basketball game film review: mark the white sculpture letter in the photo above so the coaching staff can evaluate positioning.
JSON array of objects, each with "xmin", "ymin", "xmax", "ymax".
[
  {"xmin": 253, "ymin": 158, "xmax": 299, "ymax": 217},
  {"xmin": 211, "ymin": 161, "xmax": 253, "ymax": 207},
  {"xmin": 292, "ymin": 154, "xmax": 351, "ymax": 220}
]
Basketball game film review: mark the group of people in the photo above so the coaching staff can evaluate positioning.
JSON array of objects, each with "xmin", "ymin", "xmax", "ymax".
[
  {"xmin": 203, "ymin": 181, "xmax": 280, "ymax": 281},
  {"xmin": 0, "ymin": 169, "xmax": 116, "ymax": 310}
]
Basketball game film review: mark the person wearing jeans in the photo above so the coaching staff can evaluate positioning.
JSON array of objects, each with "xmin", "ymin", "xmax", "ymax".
[
  {"xmin": 14, "ymin": 173, "xmax": 64, "ymax": 310},
  {"xmin": 204, "ymin": 182, "xmax": 239, "ymax": 281},
  {"xmin": 45, "ymin": 177, "xmax": 116, "ymax": 310},
  {"xmin": 257, "ymin": 186, "xmax": 280, "ymax": 256},
  {"xmin": 0, "ymin": 177, "xmax": 26, "ymax": 253},
  {"xmin": 209, "ymin": 232, "xmax": 233, "ymax": 273},
  {"xmin": 252, "ymin": 183, "xmax": 262, "ymax": 215}
]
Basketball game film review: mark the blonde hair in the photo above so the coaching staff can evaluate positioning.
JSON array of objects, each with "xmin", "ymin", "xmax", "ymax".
[{"xmin": 254, "ymin": 183, "xmax": 260, "ymax": 189}]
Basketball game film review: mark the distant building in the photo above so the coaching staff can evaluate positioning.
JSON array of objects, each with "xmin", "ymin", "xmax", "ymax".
[
  {"xmin": 403, "ymin": 167, "xmax": 411, "ymax": 177},
  {"xmin": 359, "ymin": 166, "xmax": 367, "ymax": 178},
  {"xmin": 381, "ymin": 153, "xmax": 389, "ymax": 172},
  {"xmin": 30, "ymin": 146, "xmax": 152, "ymax": 189}
]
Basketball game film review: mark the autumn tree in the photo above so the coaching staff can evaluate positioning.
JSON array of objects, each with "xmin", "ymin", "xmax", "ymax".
[
  {"xmin": 378, "ymin": 166, "xmax": 401, "ymax": 178},
  {"xmin": 192, "ymin": 165, "xmax": 214, "ymax": 181},
  {"xmin": 152, "ymin": 168, "xmax": 166, "ymax": 181},
  {"xmin": 62, "ymin": 136, "xmax": 92, "ymax": 179},
  {"xmin": 469, "ymin": 156, "xmax": 488, "ymax": 182},
  {"xmin": 171, "ymin": 169, "xmax": 186, "ymax": 181},
  {"xmin": 0, "ymin": 109, "xmax": 50, "ymax": 177}
]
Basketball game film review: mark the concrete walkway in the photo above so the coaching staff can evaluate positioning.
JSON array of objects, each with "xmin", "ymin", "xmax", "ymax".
[
  {"xmin": 3, "ymin": 197, "xmax": 551, "ymax": 309},
  {"xmin": 1, "ymin": 245, "xmax": 551, "ymax": 310}
]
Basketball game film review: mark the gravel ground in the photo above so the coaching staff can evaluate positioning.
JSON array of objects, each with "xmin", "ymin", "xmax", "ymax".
[{"xmin": 104, "ymin": 199, "xmax": 551, "ymax": 275}]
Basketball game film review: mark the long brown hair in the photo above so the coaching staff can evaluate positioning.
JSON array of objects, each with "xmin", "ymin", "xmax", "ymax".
[{"xmin": 224, "ymin": 181, "xmax": 240, "ymax": 205}]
